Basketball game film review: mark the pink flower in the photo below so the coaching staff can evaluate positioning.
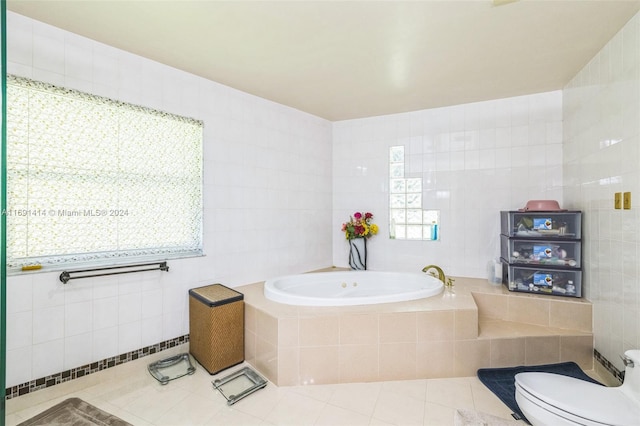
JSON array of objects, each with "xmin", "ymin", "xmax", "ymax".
[{"xmin": 353, "ymin": 212, "xmax": 362, "ymax": 219}]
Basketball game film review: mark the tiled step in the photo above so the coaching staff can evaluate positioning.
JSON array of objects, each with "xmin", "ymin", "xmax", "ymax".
[
  {"xmin": 477, "ymin": 316, "xmax": 593, "ymax": 371},
  {"xmin": 472, "ymin": 290, "xmax": 592, "ymax": 333},
  {"xmin": 479, "ymin": 318, "xmax": 591, "ymax": 338},
  {"xmin": 471, "ymin": 289, "xmax": 593, "ymax": 371}
]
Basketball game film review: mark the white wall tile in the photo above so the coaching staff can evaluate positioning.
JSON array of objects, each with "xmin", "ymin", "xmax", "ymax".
[
  {"xmin": 32, "ymin": 339, "xmax": 64, "ymax": 378},
  {"xmin": 32, "ymin": 275, "xmax": 65, "ymax": 309},
  {"xmin": 65, "ymin": 301, "xmax": 93, "ymax": 337},
  {"xmin": 141, "ymin": 289, "xmax": 164, "ymax": 319},
  {"xmin": 162, "ymin": 311, "xmax": 185, "ymax": 342},
  {"xmin": 33, "ymin": 305, "xmax": 65, "ymax": 344},
  {"xmin": 563, "ymin": 10, "xmax": 640, "ymax": 371},
  {"xmin": 7, "ymin": 274, "xmax": 33, "ymax": 314},
  {"xmin": 64, "ymin": 39, "xmax": 93, "ymax": 80},
  {"xmin": 64, "ymin": 281, "xmax": 93, "ymax": 304},
  {"xmin": 92, "ymin": 276, "xmax": 120, "ymax": 299},
  {"xmin": 7, "ymin": 311, "xmax": 32, "ymax": 350},
  {"xmin": 93, "ymin": 296, "xmax": 118, "ymax": 330},
  {"xmin": 141, "ymin": 316, "xmax": 164, "ymax": 347},
  {"xmin": 92, "ymin": 326, "xmax": 119, "ymax": 361},
  {"xmin": 7, "ymin": 19, "xmax": 32, "ymax": 67},
  {"xmin": 118, "ymin": 292, "xmax": 142, "ymax": 325},
  {"xmin": 32, "ymin": 34, "xmax": 64, "ymax": 75},
  {"xmin": 64, "ymin": 333, "xmax": 93, "ymax": 370},
  {"xmin": 6, "ymin": 347, "xmax": 32, "ymax": 387},
  {"xmin": 118, "ymin": 322, "xmax": 141, "ymax": 354}
]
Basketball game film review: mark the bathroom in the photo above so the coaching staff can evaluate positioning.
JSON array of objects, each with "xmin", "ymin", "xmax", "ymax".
[{"xmin": 2, "ymin": 1, "xmax": 640, "ymax": 425}]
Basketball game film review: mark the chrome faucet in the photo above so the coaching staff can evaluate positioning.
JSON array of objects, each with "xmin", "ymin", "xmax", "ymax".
[{"xmin": 422, "ymin": 264, "xmax": 446, "ymax": 284}]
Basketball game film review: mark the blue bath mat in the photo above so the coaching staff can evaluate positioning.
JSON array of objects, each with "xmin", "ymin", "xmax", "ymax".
[{"xmin": 477, "ymin": 362, "xmax": 602, "ymax": 424}]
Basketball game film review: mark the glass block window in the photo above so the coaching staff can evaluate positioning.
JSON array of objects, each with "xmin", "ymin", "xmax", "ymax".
[
  {"xmin": 5, "ymin": 75, "xmax": 203, "ymax": 269},
  {"xmin": 389, "ymin": 145, "xmax": 438, "ymax": 240}
]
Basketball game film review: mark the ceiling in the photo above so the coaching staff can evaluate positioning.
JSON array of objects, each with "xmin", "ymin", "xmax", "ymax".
[{"xmin": 8, "ymin": 0, "xmax": 640, "ymax": 121}]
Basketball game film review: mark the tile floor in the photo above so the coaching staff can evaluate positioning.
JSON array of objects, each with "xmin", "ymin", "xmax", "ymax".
[{"xmin": 4, "ymin": 344, "xmax": 604, "ymax": 426}]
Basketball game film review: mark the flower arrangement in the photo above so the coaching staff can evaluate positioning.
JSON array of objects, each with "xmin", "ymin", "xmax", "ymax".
[{"xmin": 341, "ymin": 212, "xmax": 379, "ymax": 240}]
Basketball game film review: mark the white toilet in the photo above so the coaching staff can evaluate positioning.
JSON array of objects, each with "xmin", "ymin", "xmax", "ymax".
[{"xmin": 515, "ymin": 349, "xmax": 640, "ymax": 425}]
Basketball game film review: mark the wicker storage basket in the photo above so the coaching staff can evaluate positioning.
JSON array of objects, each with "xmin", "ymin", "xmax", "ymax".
[{"xmin": 189, "ymin": 284, "xmax": 244, "ymax": 374}]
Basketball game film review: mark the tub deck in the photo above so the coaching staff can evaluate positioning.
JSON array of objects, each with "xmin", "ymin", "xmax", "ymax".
[{"xmin": 238, "ymin": 269, "xmax": 593, "ymax": 386}]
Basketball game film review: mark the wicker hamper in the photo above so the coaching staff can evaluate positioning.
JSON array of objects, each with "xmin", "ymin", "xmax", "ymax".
[{"xmin": 188, "ymin": 284, "xmax": 244, "ymax": 374}]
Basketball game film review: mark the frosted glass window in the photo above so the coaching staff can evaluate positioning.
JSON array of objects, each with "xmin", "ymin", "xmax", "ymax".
[
  {"xmin": 388, "ymin": 145, "xmax": 439, "ymax": 241},
  {"xmin": 406, "ymin": 225, "xmax": 423, "ymax": 239},
  {"xmin": 6, "ymin": 75, "xmax": 203, "ymax": 269},
  {"xmin": 390, "ymin": 194, "xmax": 406, "ymax": 208},
  {"xmin": 390, "ymin": 164, "xmax": 404, "ymax": 178},
  {"xmin": 390, "ymin": 179, "xmax": 406, "ymax": 193},
  {"xmin": 423, "ymin": 210, "xmax": 439, "ymax": 224},
  {"xmin": 407, "ymin": 209, "xmax": 423, "ymax": 224},
  {"xmin": 390, "ymin": 146, "xmax": 404, "ymax": 163},
  {"xmin": 390, "ymin": 209, "xmax": 406, "ymax": 223},
  {"xmin": 406, "ymin": 178, "xmax": 421, "ymax": 192},
  {"xmin": 407, "ymin": 193, "xmax": 422, "ymax": 208}
]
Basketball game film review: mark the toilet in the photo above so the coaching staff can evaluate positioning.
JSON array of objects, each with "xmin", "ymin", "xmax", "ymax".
[{"xmin": 515, "ymin": 350, "xmax": 640, "ymax": 426}]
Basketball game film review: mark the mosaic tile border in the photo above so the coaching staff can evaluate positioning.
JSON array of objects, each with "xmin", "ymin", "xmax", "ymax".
[
  {"xmin": 594, "ymin": 348, "xmax": 624, "ymax": 383},
  {"xmin": 5, "ymin": 335, "xmax": 189, "ymax": 400}
]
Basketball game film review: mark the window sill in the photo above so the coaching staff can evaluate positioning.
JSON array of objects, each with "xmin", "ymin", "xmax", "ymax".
[{"xmin": 7, "ymin": 252, "xmax": 205, "ymax": 277}]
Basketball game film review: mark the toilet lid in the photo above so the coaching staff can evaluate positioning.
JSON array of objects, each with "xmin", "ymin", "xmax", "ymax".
[{"xmin": 515, "ymin": 372, "xmax": 640, "ymax": 425}]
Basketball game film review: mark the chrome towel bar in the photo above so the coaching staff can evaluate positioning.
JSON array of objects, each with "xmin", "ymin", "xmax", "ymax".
[{"xmin": 59, "ymin": 261, "xmax": 169, "ymax": 284}]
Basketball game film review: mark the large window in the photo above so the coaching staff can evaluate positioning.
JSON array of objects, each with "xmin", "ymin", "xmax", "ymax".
[{"xmin": 5, "ymin": 76, "xmax": 203, "ymax": 270}]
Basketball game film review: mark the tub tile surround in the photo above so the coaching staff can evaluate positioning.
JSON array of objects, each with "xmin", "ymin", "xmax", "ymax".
[{"xmin": 239, "ymin": 273, "xmax": 593, "ymax": 386}]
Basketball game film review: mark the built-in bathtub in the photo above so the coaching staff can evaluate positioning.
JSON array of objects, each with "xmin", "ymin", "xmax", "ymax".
[
  {"xmin": 239, "ymin": 272, "xmax": 594, "ymax": 387},
  {"xmin": 264, "ymin": 270, "xmax": 444, "ymax": 306}
]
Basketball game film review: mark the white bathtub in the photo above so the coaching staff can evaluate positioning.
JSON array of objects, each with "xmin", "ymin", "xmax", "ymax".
[{"xmin": 263, "ymin": 270, "xmax": 444, "ymax": 306}]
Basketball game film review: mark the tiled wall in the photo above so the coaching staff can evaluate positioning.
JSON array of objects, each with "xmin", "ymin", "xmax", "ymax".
[
  {"xmin": 7, "ymin": 6, "xmax": 639, "ymax": 392},
  {"xmin": 563, "ymin": 12, "xmax": 640, "ymax": 372},
  {"xmin": 5, "ymin": 11, "xmax": 333, "ymax": 388},
  {"xmin": 332, "ymin": 91, "xmax": 564, "ymax": 278}
]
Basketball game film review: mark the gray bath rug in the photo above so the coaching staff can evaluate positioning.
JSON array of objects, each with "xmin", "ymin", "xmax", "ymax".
[
  {"xmin": 17, "ymin": 397, "xmax": 132, "ymax": 426},
  {"xmin": 454, "ymin": 409, "xmax": 523, "ymax": 425}
]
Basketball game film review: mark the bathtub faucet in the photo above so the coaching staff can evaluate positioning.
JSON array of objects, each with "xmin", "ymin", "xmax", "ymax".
[{"xmin": 422, "ymin": 265, "xmax": 446, "ymax": 284}]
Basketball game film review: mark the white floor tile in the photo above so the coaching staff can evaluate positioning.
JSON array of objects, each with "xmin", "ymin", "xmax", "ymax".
[
  {"xmin": 372, "ymin": 389, "xmax": 425, "ymax": 426},
  {"xmin": 425, "ymin": 377, "xmax": 474, "ymax": 410},
  {"xmin": 326, "ymin": 382, "xmax": 382, "ymax": 417},
  {"xmin": 202, "ymin": 406, "xmax": 266, "ymax": 426},
  {"xmin": 153, "ymin": 393, "xmax": 224, "ymax": 426},
  {"xmin": 264, "ymin": 391, "xmax": 326, "ymax": 426},
  {"xmin": 380, "ymin": 379, "xmax": 427, "ymax": 401},
  {"xmin": 423, "ymin": 402, "xmax": 456, "ymax": 426},
  {"xmin": 7, "ymin": 350, "xmax": 594, "ymax": 426},
  {"xmin": 314, "ymin": 403, "xmax": 371, "ymax": 426}
]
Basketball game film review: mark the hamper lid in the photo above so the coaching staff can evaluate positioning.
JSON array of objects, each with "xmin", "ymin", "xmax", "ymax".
[{"xmin": 189, "ymin": 284, "xmax": 243, "ymax": 306}]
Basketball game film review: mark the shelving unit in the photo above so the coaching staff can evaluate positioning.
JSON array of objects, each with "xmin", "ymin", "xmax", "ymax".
[{"xmin": 500, "ymin": 210, "xmax": 582, "ymax": 298}]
